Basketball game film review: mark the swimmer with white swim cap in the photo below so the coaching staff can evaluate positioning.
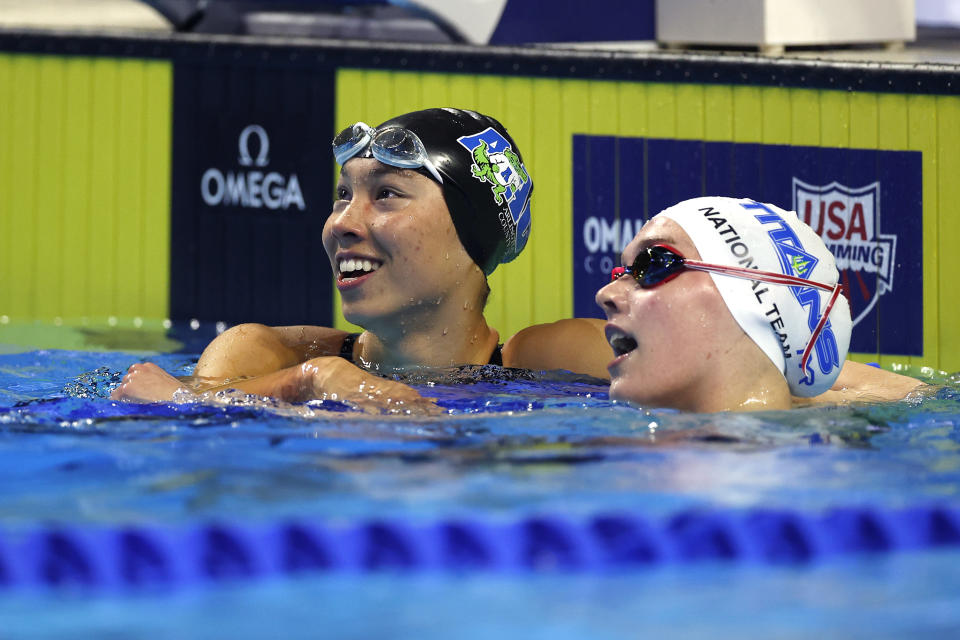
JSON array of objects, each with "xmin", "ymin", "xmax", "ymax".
[{"xmin": 595, "ymin": 196, "xmax": 852, "ymax": 412}]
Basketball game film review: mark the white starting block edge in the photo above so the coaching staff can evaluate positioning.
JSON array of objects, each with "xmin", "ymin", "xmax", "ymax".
[{"xmin": 656, "ymin": 0, "xmax": 916, "ymax": 54}]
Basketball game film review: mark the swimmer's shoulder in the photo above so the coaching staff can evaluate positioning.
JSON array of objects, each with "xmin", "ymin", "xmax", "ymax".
[
  {"xmin": 195, "ymin": 323, "xmax": 351, "ymax": 379},
  {"xmin": 826, "ymin": 360, "xmax": 927, "ymax": 402},
  {"xmin": 503, "ymin": 318, "xmax": 610, "ymax": 379},
  {"xmin": 792, "ymin": 360, "xmax": 927, "ymax": 406}
]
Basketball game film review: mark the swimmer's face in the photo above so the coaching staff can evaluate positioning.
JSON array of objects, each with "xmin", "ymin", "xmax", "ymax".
[
  {"xmin": 323, "ymin": 158, "xmax": 480, "ymax": 330},
  {"xmin": 595, "ymin": 217, "xmax": 748, "ymax": 410}
]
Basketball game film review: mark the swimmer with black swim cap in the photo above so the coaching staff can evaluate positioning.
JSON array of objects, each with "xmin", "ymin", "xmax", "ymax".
[
  {"xmin": 113, "ymin": 108, "xmax": 536, "ymax": 413},
  {"xmin": 333, "ymin": 108, "xmax": 532, "ymax": 276}
]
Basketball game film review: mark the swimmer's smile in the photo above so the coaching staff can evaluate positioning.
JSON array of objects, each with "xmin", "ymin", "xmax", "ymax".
[
  {"xmin": 336, "ymin": 254, "xmax": 383, "ymax": 289},
  {"xmin": 605, "ymin": 325, "xmax": 638, "ymax": 365}
]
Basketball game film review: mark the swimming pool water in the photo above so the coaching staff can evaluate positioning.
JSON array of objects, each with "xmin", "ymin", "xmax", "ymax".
[{"xmin": 1, "ymin": 348, "xmax": 959, "ymax": 638}]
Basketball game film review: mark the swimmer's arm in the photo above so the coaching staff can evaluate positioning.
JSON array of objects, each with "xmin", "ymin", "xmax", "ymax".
[
  {"xmin": 812, "ymin": 360, "xmax": 926, "ymax": 403},
  {"xmin": 201, "ymin": 357, "xmax": 439, "ymax": 414},
  {"xmin": 503, "ymin": 318, "xmax": 612, "ymax": 379},
  {"xmin": 192, "ymin": 323, "xmax": 349, "ymax": 385},
  {"xmin": 114, "ymin": 358, "xmax": 439, "ymax": 415}
]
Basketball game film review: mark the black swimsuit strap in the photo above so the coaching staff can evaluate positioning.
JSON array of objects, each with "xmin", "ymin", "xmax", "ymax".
[
  {"xmin": 339, "ymin": 332, "xmax": 502, "ymax": 366},
  {"xmin": 339, "ymin": 332, "xmax": 361, "ymax": 362}
]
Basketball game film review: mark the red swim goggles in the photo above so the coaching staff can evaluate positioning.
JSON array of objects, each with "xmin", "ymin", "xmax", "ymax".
[{"xmin": 611, "ymin": 243, "xmax": 844, "ymax": 378}]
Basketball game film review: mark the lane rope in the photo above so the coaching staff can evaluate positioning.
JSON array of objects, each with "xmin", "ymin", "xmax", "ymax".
[{"xmin": 1, "ymin": 505, "xmax": 958, "ymax": 591}]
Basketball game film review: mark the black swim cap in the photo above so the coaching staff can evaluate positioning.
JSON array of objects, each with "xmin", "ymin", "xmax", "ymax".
[{"xmin": 373, "ymin": 108, "xmax": 533, "ymax": 275}]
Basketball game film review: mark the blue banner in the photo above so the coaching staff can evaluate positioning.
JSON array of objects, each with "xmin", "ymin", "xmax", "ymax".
[{"xmin": 573, "ymin": 136, "xmax": 923, "ymax": 356}]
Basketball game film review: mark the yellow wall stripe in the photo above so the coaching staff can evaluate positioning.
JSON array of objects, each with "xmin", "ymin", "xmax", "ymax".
[
  {"xmin": 5, "ymin": 55, "xmax": 38, "ymax": 321},
  {"xmin": 905, "ymin": 95, "xmax": 938, "ymax": 372},
  {"xmin": 61, "ymin": 57, "xmax": 93, "ymax": 322},
  {"xmin": 937, "ymin": 96, "xmax": 960, "ymax": 372},
  {"xmin": 0, "ymin": 54, "xmax": 172, "ymax": 328},
  {"xmin": 762, "ymin": 88, "xmax": 792, "ymax": 145}
]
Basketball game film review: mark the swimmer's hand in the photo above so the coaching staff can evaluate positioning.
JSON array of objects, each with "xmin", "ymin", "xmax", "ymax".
[
  {"xmin": 111, "ymin": 363, "xmax": 188, "ymax": 403},
  {"xmin": 111, "ymin": 358, "xmax": 440, "ymax": 416},
  {"xmin": 305, "ymin": 357, "xmax": 441, "ymax": 416}
]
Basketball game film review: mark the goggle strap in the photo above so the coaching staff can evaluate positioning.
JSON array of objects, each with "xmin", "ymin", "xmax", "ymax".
[
  {"xmin": 614, "ymin": 245, "xmax": 845, "ymax": 383},
  {"xmin": 332, "ymin": 122, "xmax": 443, "ymax": 185},
  {"xmin": 799, "ymin": 283, "xmax": 843, "ymax": 380},
  {"xmin": 683, "ymin": 259, "xmax": 837, "ymax": 293},
  {"xmin": 685, "ymin": 258, "xmax": 843, "ymax": 380},
  {"xmin": 334, "ymin": 137, "xmax": 370, "ymax": 166}
]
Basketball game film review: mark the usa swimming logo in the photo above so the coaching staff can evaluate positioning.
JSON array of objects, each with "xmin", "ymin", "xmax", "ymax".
[
  {"xmin": 743, "ymin": 201, "xmax": 842, "ymax": 386},
  {"xmin": 457, "ymin": 127, "xmax": 533, "ymax": 254},
  {"xmin": 792, "ymin": 179, "xmax": 897, "ymax": 329}
]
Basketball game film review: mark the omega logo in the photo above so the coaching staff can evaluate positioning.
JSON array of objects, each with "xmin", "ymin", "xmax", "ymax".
[
  {"xmin": 200, "ymin": 124, "xmax": 306, "ymax": 211},
  {"xmin": 581, "ymin": 216, "xmax": 643, "ymax": 274},
  {"xmin": 237, "ymin": 124, "xmax": 269, "ymax": 167}
]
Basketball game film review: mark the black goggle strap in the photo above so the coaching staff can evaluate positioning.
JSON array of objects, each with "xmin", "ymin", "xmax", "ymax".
[{"xmin": 612, "ymin": 244, "xmax": 843, "ymax": 380}]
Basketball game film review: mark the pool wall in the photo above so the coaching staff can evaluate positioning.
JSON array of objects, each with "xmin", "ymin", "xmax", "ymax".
[{"xmin": 0, "ymin": 30, "xmax": 958, "ymax": 371}]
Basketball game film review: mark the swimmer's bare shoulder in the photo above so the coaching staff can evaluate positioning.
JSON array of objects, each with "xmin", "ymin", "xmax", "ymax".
[
  {"xmin": 193, "ymin": 323, "xmax": 350, "ymax": 383},
  {"xmin": 806, "ymin": 360, "xmax": 926, "ymax": 404},
  {"xmin": 503, "ymin": 318, "xmax": 611, "ymax": 380}
]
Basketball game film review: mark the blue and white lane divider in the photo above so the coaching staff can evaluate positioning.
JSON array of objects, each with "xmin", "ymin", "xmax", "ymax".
[{"xmin": 2, "ymin": 506, "xmax": 959, "ymax": 590}]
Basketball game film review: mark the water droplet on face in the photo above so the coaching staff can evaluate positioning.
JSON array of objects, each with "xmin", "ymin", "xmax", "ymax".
[{"xmin": 442, "ymin": 327, "xmax": 448, "ymax": 336}]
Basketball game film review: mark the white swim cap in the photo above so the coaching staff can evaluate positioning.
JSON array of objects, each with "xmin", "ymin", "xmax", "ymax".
[{"xmin": 657, "ymin": 197, "xmax": 852, "ymax": 397}]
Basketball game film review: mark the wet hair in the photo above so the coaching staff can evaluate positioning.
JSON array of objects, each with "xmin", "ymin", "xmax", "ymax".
[{"xmin": 372, "ymin": 108, "xmax": 533, "ymax": 275}]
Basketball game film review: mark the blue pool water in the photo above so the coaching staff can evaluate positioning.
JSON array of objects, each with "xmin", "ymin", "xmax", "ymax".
[{"xmin": 1, "ymin": 348, "xmax": 959, "ymax": 638}]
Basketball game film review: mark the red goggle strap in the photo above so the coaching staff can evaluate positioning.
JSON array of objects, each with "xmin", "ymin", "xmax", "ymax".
[
  {"xmin": 685, "ymin": 259, "xmax": 843, "ymax": 379},
  {"xmin": 799, "ymin": 283, "xmax": 843, "ymax": 380},
  {"xmin": 682, "ymin": 259, "xmax": 838, "ymax": 294}
]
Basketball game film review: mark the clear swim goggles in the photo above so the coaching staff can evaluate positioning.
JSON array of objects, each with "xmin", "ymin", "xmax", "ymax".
[
  {"xmin": 332, "ymin": 122, "xmax": 443, "ymax": 184},
  {"xmin": 612, "ymin": 243, "xmax": 844, "ymax": 378}
]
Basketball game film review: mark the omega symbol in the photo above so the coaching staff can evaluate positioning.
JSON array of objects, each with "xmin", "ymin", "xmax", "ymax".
[{"xmin": 238, "ymin": 124, "xmax": 270, "ymax": 167}]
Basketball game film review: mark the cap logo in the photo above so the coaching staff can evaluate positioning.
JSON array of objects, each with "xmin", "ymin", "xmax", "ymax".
[
  {"xmin": 742, "ymin": 201, "xmax": 841, "ymax": 383},
  {"xmin": 457, "ymin": 127, "xmax": 533, "ymax": 253}
]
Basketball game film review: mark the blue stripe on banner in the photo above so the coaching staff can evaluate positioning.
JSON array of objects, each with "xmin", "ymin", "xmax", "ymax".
[
  {"xmin": 573, "ymin": 136, "xmax": 923, "ymax": 355},
  {"xmin": 1, "ymin": 506, "xmax": 958, "ymax": 591}
]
